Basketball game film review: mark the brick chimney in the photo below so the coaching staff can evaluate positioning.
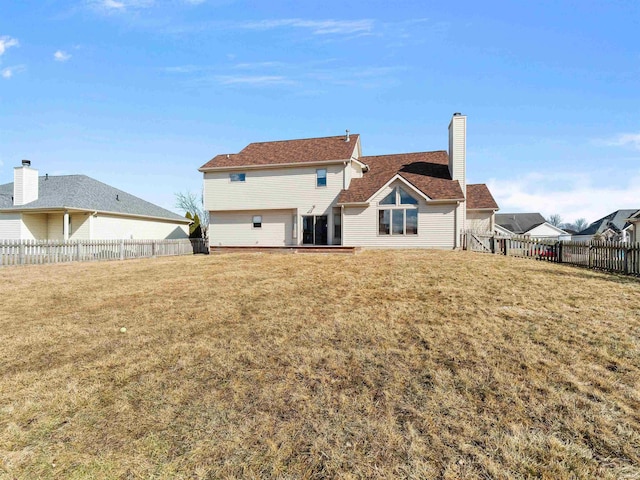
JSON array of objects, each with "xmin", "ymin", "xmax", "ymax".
[{"xmin": 14, "ymin": 160, "xmax": 39, "ymax": 206}]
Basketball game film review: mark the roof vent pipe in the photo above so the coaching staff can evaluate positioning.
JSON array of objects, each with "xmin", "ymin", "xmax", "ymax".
[
  {"xmin": 345, "ymin": 129, "xmax": 350, "ymax": 142},
  {"xmin": 22, "ymin": 159, "xmax": 31, "ymax": 167}
]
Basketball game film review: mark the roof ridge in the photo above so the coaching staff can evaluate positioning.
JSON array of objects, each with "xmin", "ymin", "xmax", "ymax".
[
  {"xmin": 246, "ymin": 133, "xmax": 360, "ymax": 146},
  {"xmin": 361, "ymin": 150, "xmax": 447, "ymax": 159}
]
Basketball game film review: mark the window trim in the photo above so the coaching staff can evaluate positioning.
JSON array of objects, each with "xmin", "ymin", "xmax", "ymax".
[{"xmin": 252, "ymin": 215, "xmax": 262, "ymax": 229}]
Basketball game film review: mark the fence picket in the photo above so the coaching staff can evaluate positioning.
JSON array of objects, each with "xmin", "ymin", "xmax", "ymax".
[
  {"xmin": 0, "ymin": 238, "xmax": 208, "ymax": 267},
  {"xmin": 464, "ymin": 232, "xmax": 639, "ymax": 277}
]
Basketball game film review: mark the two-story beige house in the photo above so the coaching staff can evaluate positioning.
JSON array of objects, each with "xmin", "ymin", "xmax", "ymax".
[{"xmin": 199, "ymin": 113, "xmax": 498, "ymax": 250}]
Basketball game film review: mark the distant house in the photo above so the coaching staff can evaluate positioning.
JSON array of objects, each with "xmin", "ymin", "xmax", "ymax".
[
  {"xmin": 572, "ymin": 209, "xmax": 639, "ymax": 243},
  {"xmin": 627, "ymin": 211, "xmax": 640, "ymax": 243},
  {"xmin": 495, "ymin": 212, "xmax": 571, "ymax": 240},
  {"xmin": 0, "ymin": 161, "xmax": 191, "ymax": 241},
  {"xmin": 199, "ymin": 114, "xmax": 499, "ymax": 250}
]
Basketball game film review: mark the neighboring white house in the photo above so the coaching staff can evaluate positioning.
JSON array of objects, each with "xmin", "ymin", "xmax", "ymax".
[
  {"xmin": 0, "ymin": 161, "xmax": 191, "ymax": 241},
  {"xmin": 495, "ymin": 213, "xmax": 571, "ymax": 240},
  {"xmin": 628, "ymin": 211, "xmax": 640, "ymax": 244},
  {"xmin": 199, "ymin": 114, "xmax": 499, "ymax": 250},
  {"xmin": 572, "ymin": 209, "xmax": 639, "ymax": 243}
]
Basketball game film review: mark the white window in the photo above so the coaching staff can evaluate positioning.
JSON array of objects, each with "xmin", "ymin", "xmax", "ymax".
[
  {"xmin": 252, "ymin": 215, "xmax": 262, "ymax": 228},
  {"xmin": 378, "ymin": 187, "xmax": 418, "ymax": 235},
  {"xmin": 230, "ymin": 173, "xmax": 246, "ymax": 182},
  {"xmin": 316, "ymin": 168, "xmax": 327, "ymax": 187}
]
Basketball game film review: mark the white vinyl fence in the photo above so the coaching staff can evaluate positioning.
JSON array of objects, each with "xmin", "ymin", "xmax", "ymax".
[{"xmin": 0, "ymin": 238, "xmax": 208, "ymax": 266}]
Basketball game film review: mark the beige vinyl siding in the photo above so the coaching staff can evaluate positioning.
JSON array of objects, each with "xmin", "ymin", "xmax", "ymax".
[
  {"xmin": 204, "ymin": 164, "xmax": 344, "ymax": 214},
  {"xmin": 13, "ymin": 167, "xmax": 39, "ymax": 206},
  {"xmin": 210, "ymin": 210, "xmax": 294, "ymax": 247},
  {"xmin": 0, "ymin": 214, "xmax": 22, "ymax": 240},
  {"xmin": 448, "ymin": 115, "xmax": 466, "ymax": 193},
  {"xmin": 21, "ymin": 213, "xmax": 48, "ymax": 240},
  {"xmin": 47, "ymin": 213, "xmax": 64, "ymax": 240},
  {"xmin": 91, "ymin": 214, "xmax": 189, "ymax": 240},
  {"xmin": 350, "ymin": 161, "xmax": 363, "ymax": 180},
  {"xmin": 72, "ymin": 214, "xmax": 92, "ymax": 240},
  {"xmin": 344, "ymin": 161, "xmax": 351, "ymax": 189},
  {"xmin": 342, "ymin": 181, "xmax": 456, "ymax": 249},
  {"xmin": 466, "ymin": 211, "xmax": 493, "ymax": 233}
]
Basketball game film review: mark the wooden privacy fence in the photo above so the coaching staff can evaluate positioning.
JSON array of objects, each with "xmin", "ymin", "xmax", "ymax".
[
  {"xmin": 464, "ymin": 233, "xmax": 640, "ymax": 276},
  {"xmin": 0, "ymin": 238, "xmax": 208, "ymax": 267}
]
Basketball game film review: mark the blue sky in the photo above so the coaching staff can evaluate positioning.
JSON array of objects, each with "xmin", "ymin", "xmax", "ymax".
[{"xmin": 1, "ymin": 0, "xmax": 639, "ymax": 225}]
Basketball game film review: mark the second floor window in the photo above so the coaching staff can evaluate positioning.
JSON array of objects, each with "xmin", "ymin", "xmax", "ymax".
[
  {"xmin": 316, "ymin": 169, "xmax": 327, "ymax": 187},
  {"xmin": 230, "ymin": 173, "xmax": 246, "ymax": 182}
]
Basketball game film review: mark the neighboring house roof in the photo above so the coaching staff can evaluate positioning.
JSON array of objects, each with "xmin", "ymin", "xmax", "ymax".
[
  {"xmin": 337, "ymin": 151, "xmax": 464, "ymax": 204},
  {"xmin": 199, "ymin": 134, "xmax": 360, "ymax": 169},
  {"xmin": 495, "ymin": 212, "xmax": 547, "ymax": 234},
  {"xmin": 0, "ymin": 175, "xmax": 189, "ymax": 223},
  {"xmin": 466, "ymin": 184, "xmax": 499, "ymax": 210},
  {"xmin": 576, "ymin": 209, "xmax": 639, "ymax": 236},
  {"xmin": 0, "ymin": 193, "xmax": 12, "ymax": 208}
]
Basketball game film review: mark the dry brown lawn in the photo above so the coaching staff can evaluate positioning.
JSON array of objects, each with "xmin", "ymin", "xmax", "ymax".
[{"xmin": 1, "ymin": 250, "xmax": 640, "ymax": 479}]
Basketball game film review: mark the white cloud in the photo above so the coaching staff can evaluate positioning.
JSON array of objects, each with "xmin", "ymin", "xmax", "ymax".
[
  {"xmin": 601, "ymin": 133, "xmax": 640, "ymax": 150},
  {"xmin": 487, "ymin": 170, "xmax": 640, "ymax": 224},
  {"xmin": 233, "ymin": 61, "xmax": 285, "ymax": 70},
  {"xmin": 54, "ymin": 50, "xmax": 72, "ymax": 62},
  {"xmin": 239, "ymin": 19, "xmax": 374, "ymax": 36},
  {"xmin": 0, "ymin": 36, "xmax": 19, "ymax": 56},
  {"xmin": 214, "ymin": 75, "xmax": 293, "ymax": 86},
  {"xmin": 1, "ymin": 65, "xmax": 25, "ymax": 79},
  {"xmin": 87, "ymin": 0, "xmax": 154, "ymax": 13}
]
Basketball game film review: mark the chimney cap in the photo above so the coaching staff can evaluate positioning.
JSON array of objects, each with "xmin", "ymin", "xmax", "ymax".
[
  {"xmin": 21, "ymin": 159, "xmax": 31, "ymax": 167},
  {"xmin": 453, "ymin": 112, "xmax": 462, "ymax": 116}
]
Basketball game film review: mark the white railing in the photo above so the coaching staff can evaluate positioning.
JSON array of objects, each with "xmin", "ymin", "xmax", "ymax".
[{"xmin": 0, "ymin": 238, "xmax": 208, "ymax": 266}]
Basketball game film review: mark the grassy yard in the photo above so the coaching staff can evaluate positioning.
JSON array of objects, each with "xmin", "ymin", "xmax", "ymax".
[{"xmin": 1, "ymin": 250, "xmax": 639, "ymax": 479}]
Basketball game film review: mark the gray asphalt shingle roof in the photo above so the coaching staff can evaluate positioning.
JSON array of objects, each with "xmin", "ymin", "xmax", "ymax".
[
  {"xmin": 495, "ymin": 212, "xmax": 547, "ymax": 234},
  {"xmin": 576, "ymin": 209, "xmax": 639, "ymax": 236},
  {"xmin": 0, "ymin": 175, "xmax": 189, "ymax": 222}
]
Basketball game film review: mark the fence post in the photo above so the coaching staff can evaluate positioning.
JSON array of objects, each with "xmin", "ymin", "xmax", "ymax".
[
  {"xmin": 19, "ymin": 242, "xmax": 25, "ymax": 265},
  {"xmin": 152, "ymin": 241, "xmax": 157, "ymax": 258},
  {"xmin": 76, "ymin": 241, "xmax": 82, "ymax": 261},
  {"xmin": 558, "ymin": 241, "xmax": 563, "ymax": 263},
  {"xmin": 588, "ymin": 245, "xmax": 593, "ymax": 269},
  {"xmin": 624, "ymin": 247, "xmax": 629, "ymax": 275},
  {"xmin": 119, "ymin": 239, "xmax": 125, "ymax": 260},
  {"xmin": 505, "ymin": 238, "xmax": 510, "ymax": 256}
]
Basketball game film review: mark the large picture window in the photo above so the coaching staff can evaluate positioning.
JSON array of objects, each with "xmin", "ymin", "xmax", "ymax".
[{"xmin": 378, "ymin": 186, "xmax": 419, "ymax": 236}]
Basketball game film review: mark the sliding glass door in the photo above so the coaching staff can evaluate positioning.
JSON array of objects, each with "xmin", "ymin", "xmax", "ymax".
[{"xmin": 302, "ymin": 215, "xmax": 328, "ymax": 245}]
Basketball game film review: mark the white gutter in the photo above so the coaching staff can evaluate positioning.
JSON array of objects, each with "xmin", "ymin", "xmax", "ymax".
[
  {"xmin": 199, "ymin": 158, "xmax": 348, "ymax": 173},
  {"xmin": 0, "ymin": 206, "xmax": 191, "ymax": 224}
]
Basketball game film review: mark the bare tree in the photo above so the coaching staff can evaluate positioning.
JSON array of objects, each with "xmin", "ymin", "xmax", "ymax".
[
  {"xmin": 573, "ymin": 218, "xmax": 588, "ymax": 232},
  {"xmin": 547, "ymin": 214, "xmax": 563, "ymax": 227},
  {"xmin": 175, "ymin": 191, "xmax": 209, "ymax": 238}
]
